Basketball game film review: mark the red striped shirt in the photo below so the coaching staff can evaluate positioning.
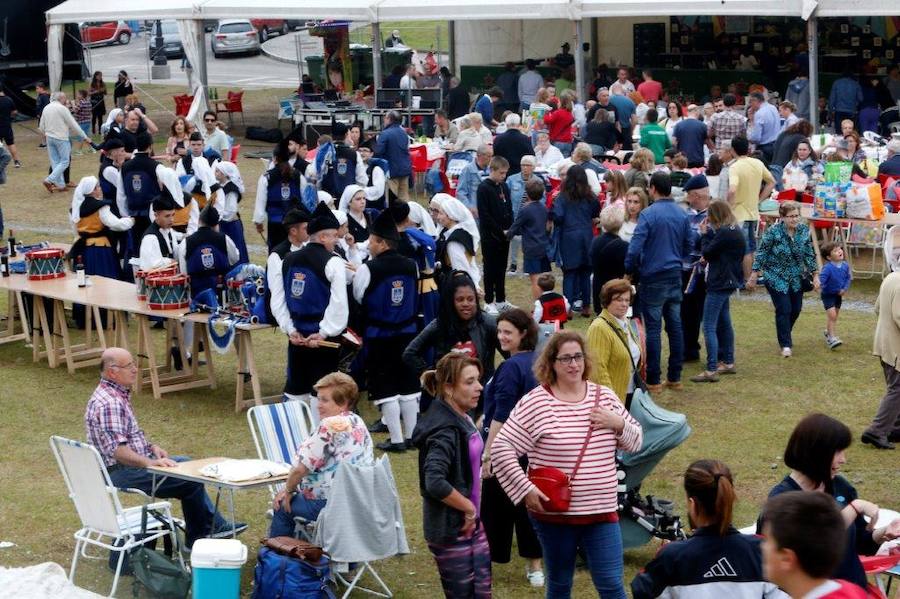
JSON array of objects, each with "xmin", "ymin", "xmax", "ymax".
[{"xmin": 492, "ymin": 382, "xmax": 642, "ymax": 516}]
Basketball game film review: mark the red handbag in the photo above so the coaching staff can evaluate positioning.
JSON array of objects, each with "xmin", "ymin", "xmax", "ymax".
[{"xmin": 527, "ymin": 386, "xmax": 600, "ymax": 512}]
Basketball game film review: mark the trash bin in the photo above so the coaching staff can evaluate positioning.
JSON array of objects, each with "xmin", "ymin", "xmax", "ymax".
[
  {"xmin": 305, "ymin": 55, "xmax": 325, "ymax": 88},
  {"xmin": 191, "ymin": 538, "xmax": 247, "ymax": 599}
]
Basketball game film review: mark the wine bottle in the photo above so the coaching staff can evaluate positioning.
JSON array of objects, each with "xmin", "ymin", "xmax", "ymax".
[
  {"xmin": 7, "ymin": 229, "xmax": 15, "ymax": 257},
  {"xmin": 76, "ymin": 256, "xmax": 86, "ymax": 287},
  {"xmin": 1, "ymin": 254, "xmax": 8, "ymax": 278}
]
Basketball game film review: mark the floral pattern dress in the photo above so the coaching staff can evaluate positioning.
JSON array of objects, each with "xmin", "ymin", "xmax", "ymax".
[
  {"xmin": 294, "ymin": 412, "xmax": 374, "ymax": 500},
  {"xmin": 752, "ymin": 222, "xmax": 817, "ymax": 294}
]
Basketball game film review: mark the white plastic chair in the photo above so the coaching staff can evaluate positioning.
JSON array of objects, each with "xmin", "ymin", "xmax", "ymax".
[
  {"xmin": 246, "ymin": 399, "xmax": 314, "ymax": 501},
  {"xmin": 50, "ymin": 436, "xmax": 182, "ymax": 598}
]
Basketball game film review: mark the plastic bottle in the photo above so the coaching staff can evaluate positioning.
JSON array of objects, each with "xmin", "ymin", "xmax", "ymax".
[
  {"xmin": 7, "ymin": 229, "xmax": 15, "ymax": 258},
  {"xmin": 76, "ymin": 256, "xmax": 86, "ymax": 287}
]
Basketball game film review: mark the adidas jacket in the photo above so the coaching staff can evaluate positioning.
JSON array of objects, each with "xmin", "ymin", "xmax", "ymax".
[{"xmin": 631, "ymin": 526, "xmax": 789, "ymax": 599}]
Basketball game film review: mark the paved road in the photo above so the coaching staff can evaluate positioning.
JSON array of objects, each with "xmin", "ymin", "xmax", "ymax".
[{"xmin": 84, "ymin": 31, "xmax": 321, "ymax": 89}]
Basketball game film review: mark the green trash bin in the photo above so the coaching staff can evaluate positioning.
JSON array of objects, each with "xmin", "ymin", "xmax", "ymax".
[
  {"xmin": 305, "ymin": 55, "xmax": 325, "ymax": 88},
  {"xmin": 350, "ymin": 44, "xmax": 374, "ymax": 88},
  {"xmin": 382, "ymin": 48, "xmax": 413, "ymax": 80}
]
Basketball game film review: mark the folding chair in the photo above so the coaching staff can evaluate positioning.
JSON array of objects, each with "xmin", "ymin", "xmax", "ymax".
[
  {"xmin": 50, "ymin": 436, "xmax": 182, "ymax": 598},
  {"xmin": 246, "ymin": 399, "xmax": 314, "ymax": 502}
]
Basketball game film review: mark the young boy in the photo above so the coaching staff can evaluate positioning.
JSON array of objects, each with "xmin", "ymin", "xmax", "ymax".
[
  {"xmin": 73, "ymin": 90, "xmax": 94, "ymax": 155},
  {"xmin": 819, "ymin": 242, "xmax": 851, "ymax": 349},
  {"xmin": 507, "ymin": 177, "xmax": 550, "ymax": 299},
  {"xmin": 533, "ymin": 272, "xmax": 570, "ymax": 328},
  {"xmin": 476, "ymin": 155, "xmax": 513, "ymax": 315},
  {"xmin": 761, "ymin": 491, "xmax": 867, "ymax": 599}
]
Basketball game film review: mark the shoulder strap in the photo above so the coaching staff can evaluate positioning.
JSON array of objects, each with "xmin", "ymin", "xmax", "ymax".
[
  {"xmin": 603, "ymin": 317, "xmax": 638, "ymax": 370},
  {"xmin": 570, "ymin": 385, "xmax": 602, "ymax": 482}
]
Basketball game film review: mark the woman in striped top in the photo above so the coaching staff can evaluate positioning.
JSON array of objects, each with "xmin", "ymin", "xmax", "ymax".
[{"xmin": 492, "ymin": 330, "xmax": 642, "ymax": 599}]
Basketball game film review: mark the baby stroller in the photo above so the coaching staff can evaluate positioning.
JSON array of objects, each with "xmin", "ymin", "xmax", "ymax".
[
  {"xmin": 617, "ymin": 389, "xmax": 692, "ymax": 548},
  {"xmin": 444, "ymin": 151, "xmax": 475, "ymax": 197}
]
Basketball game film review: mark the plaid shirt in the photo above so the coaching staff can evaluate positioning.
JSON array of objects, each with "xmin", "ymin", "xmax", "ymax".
[
  {"xmin": 85, "ymin": 379, "xmax": 153, "ymax": 466},
  {"xmin": 708, "ymin": 110, "xmax": 747, "ymax": 150}
]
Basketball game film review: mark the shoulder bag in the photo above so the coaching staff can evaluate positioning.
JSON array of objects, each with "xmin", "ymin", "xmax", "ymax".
[
  {"xmin": 603, "ymin": 317, "xmax": 647, "ymax": 395},
  {"xmin": 130, "ymin": 506, "xmax": 191, "ymax": 599},
  {"xmin": 786, "ymin": 231, "xmax": 814, "ymax": 293},
  {"xmin": 527, "ymin": 385, "xmax": 601, "ymax": 512}
]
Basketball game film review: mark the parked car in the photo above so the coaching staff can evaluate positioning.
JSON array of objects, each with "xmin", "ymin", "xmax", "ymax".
[
  {"xmin": 211, "ymin": 20, "xmax": 262, "ymax": 58},
  {"xmin": 79, "ymin": 21, "xmax": 132, "ymax": 47},
  {"xmin": 250, "ymin": 19, "xmax": 289, "ymax": 43},
  {"xmin": 148, "ymin": 20, "xmax": 184, "ymax": 60}
]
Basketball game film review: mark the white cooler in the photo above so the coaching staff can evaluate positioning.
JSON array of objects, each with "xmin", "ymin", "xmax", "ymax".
[{"xmin": 191, "ymin": 538, "xmax": 247, "ymax": 599}]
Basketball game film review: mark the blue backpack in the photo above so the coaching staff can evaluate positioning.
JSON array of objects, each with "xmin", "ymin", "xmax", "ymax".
[{"xmin": 252, "ymin": 547, "xmax": 335, "ymax": 599}]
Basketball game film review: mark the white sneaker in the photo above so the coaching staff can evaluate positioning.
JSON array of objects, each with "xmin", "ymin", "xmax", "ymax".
[
  {"xmin": 484, "ymin": 302, "xmax": 499, "ymax": 315},
  {"xmin": 781, "ymin": 347, "xmax": 792, "ymax": 358},
  {"xmin": 526, "ymin": 568, "xmax": 545, "ymax": 588},
  {"xmin": 495, "ymin": 301, "xmax": 516, "ymax": 312},
  {"xmin": 572, "ymin": 300, "xmax": 583, "ymax": 312}
]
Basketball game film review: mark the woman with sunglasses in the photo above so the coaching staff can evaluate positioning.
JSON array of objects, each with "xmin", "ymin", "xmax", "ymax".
[{"xmin": 491, "ymin": 331, "xmax": 642, "ymax": 598}]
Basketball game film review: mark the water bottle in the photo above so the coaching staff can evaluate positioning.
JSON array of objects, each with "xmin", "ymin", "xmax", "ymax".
[
  {"xmin": 7, "ymin": 229, "xmax": 15, "ymax": 258},
  {"xmin": 76, "ymin": 257, "xmax": 86, "ymax": 287}
]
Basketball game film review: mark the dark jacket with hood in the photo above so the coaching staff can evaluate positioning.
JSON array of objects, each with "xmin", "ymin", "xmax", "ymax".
[
  {"xmin": 785, "ymin": 77, "xmax": 811, "ymax": 120},
  {"xmin": 402, "ymin": 312, "xmax": 498, "ymax": 384},
  {"xmin": 411, "ymin": 398, "xmax": 478, "ymax": 544}
]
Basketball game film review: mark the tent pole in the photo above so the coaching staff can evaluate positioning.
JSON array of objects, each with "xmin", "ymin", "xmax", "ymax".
[
  {"xmin": 448, "ymin": 21, "xmax": 456, "ymax": 74},
  {"xmin": 807, "ymin": 13, "xmax": 819, "ymax": 130},
  {"xmin": 372, "ymin": 23, "xmax": 382, "ymax": 106},
  {"xmin": 575, "ymin": 20, "xmax": 585, "ymax": 103},
  {"xmin": 196, "ymin": 20, "xmax": 208, "ymax": 96}
]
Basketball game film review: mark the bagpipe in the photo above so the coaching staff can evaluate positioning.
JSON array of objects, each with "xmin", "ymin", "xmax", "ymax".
[{"xmin": 190, "ymin": 264, "xmax": 268, "ymax": 353}]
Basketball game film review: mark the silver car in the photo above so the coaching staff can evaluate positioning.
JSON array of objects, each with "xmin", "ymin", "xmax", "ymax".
[{"xmin": 211, "ymin": 20, "xmax": 261, "ymax": 58}]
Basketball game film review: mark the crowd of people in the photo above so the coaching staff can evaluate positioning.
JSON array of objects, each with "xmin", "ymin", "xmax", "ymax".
[{"xmin": 8, "ymin": 61, "xmax": 897, "ymax": 599}]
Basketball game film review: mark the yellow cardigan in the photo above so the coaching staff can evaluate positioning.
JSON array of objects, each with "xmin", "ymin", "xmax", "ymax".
[{"xmin": 586, "ymin": 310, "xmax": 643, "ymax": 402}]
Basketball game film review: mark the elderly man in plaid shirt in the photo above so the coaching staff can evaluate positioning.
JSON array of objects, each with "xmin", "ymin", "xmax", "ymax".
[
  {"xmin": 707, "ymin": 94, "xmax": 747, "ymax": 152},
  {"xmin": 85, "ymin": 347, "xmax": 245, "ymax": 555}
]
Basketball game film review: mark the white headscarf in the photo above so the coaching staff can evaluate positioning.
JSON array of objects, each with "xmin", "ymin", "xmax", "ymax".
[
  {"xmin": 435, "ymin": 194, "xmax": 480, "ymax": 251},
  {"xmin": 331, "ymin": 209, "xmax": 348, "ymax": 227},
  {"xmin": 101, "ymin": 109, "xmax": 122, "ymax": 136},
  {"xmin": 406, "ymin": 201, "xmax": 438, "ymax": 237},
  {"xmin": 157, "ymin": 167, "xmax": 187, "ymax": 208},
  {"xmin": 318, "ymin": 190, "xmax": 335, "ymax": 209},
  {"xmin": 70, "ymin": 176, "xmax": 99, "ymax": 223},
  {"xmin": 214, "ymin": 161, "xmax": 244, "ymax": 194},
  {"xmin": 338, "ymin": 185, "xmax": 365, "ymax": 214}
]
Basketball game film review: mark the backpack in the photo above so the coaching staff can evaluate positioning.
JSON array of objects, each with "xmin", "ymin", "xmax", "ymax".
[{"xmin": 252, "ymin": 547, "xmax": 335, "ymax": 599}]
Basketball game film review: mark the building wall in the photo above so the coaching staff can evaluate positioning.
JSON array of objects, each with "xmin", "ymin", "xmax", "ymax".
[
  {"xmin": 594, "ymin": 16, "xmax": 668, "ymax": 67},
  {"xmin": 453, "ymin": 20, "xmax": 578, "ymax": 66}
]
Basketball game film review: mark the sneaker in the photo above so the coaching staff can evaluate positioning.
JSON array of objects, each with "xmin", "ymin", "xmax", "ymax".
[
  {"xmin": 690, "ymin": 371, "xmax": 720, "ymax": 383},
  {"xmin": 572, "ymin": 300, "xmax": 583, "ymax": 312},
  {"xmin": 376, "ymin": 440, "xmax": 407, "ymax": 453},
  {"xmin": 484, "ymin": 302, "xmax": 499, "ymax": 316},
  {"xmin": 507, "ymin": 264, "xmax": 518, "ymax": 276},
  {"xmin": 495, "ymin": 301, "xmax": 516, "ymax": 312},
  {"xmin": 665, "ymin": 380, "xmax": 683, "ymax": 390},
  {"xmin": 646, "ymin": 383, "xmax": 664, "ymax": 394},
  {"xmin": 828, "ymin": 337, "xmax": 842, "ymax": 349},
  {"xmin": 210, "ymin": 521, "xmax": 248, "ymax": 538},
  {"xmin": 526, "ymin": 568, "xmax": 545, "ymax": 588},
  {"xmin": 38, "ymin": 143, "xmax": 46, "ymax": 148},
  {"xmin": 781, "ymin": 347, "xmax": 792, "ymax": 358},
  {"xmin": 716, "ymin": 363, "xmax": 737, "ymax": 375},
  {"xmin": 14, "ymin": 160, "xmax": 21, "ymax": 168}
]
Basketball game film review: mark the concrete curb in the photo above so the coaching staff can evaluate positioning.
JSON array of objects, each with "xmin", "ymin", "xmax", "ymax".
[{"xmin": 260, "ymin": 40, "xmax": 299, "ymax": 65}]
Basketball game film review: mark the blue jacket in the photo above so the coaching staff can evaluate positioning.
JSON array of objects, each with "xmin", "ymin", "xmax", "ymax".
[
  {"xmin": 820, "ymin": 261, "xmax": 851, "ymax": 295},
  {"xmin": 631, "ymin": 526, "xmax": 782, "ymax": 599},
  {"xmin": 625, "ymin": 198, "xmax": 696, "ymax": 278},
  {"xmin": 475, "ymin": 94, "xmax": 494, "ymax": 125},
  {"xmin": 829, "ymin": 77, "xmax": 863, "ymax": 114},
  {"xmin": 481, "ymin": 351, "xmax": 537, "ymax": 434},
  {"xmin": 506, "ymin": 173, "xmax": 543, "ymax": 216},
  {"xmin": 507, "ymin": 200, "xmax": 549, "ymax": 259},
  {"xmin": 455, "ymin": 161, "xmax": 487, "ymax": 209},
  {"xmin": 374, "ymin": 123, "xmax": 412, "ymax": 178}
]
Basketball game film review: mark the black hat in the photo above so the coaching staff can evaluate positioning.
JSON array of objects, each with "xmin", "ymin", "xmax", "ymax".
[
  {"xmin": 152, "ymin": 193, "xmax": 176, "ymax": 212},
  {"xmin": 103, "ymin": 138, "xmax": 124, "ymax": 151},
  {"xmin": 388, "ymin": 202, "xmax": 410, "ymax": 224},
  {"xmin": 307, "ymin": 201, "xmax": 340, "ymax": 235},
  {"xmin": 273, "ymin": 139, "xmax": 292, "ymax": 164},
  {"xmin": 370, "ymin": 209, "xmax": 400, "ymax": 242},
  {"xmin": 332, "ymin": 122, "xmax": 348, "ymax": 139},
  {"xmin": 136, "ymin": 131, "xmax": 153, "ymax": 151},
  {"xmin": 359, "ymin": 137, "xmax": 376, "ymax": 151},
  {"xmin": 282, "ymin": 207, "xmax": 311, "ymax": 227},
  {"xmin": 199, "ymin": 204, "xmax": 220, "ymax": 227}
]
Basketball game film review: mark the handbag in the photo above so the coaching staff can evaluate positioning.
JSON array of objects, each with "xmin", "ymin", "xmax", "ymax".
[
  {"xmin": 130, "ymin": 506, "xmax": 191, "ymax": 599},
  {"xmin": 786, "ymin": 234, "xmax": 814, "ymax": 293},
  {"xmin": 260, "ymin": 536, "xmax": 326, "ymax": 563},
  {"xmin": 527, "ymin": 385, "xmax": 601, "ymax": 512}
]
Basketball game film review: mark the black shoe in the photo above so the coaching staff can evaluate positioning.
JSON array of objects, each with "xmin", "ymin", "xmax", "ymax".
[
  {"xmin": 405, "ymin": 439, "xmax": 415, "ymax": 450},
  {"xmin": 170, "ymin": 347, "xmax": 184, "ymax": 371},
  {"xmin": 889, "ymin": 431, "xmax": 900, "ymax": 443},
  {"xmin": 861, "ymin": 431, "xmax": 895, "ymax": 450},
  {"xmin": 376, "ymin": 440, "xmax": 407, "ymax": 453},
  {"xmin": 210, "ymin": 521, "xmax": 248, "ymax": 538},
  {"xmin": 683, "ymin": 355, "xmax": 701, "ymax": 363},
  {"xmin": 368, "ymin": 419, "xmax": 388, "ymax": 433},
  {"xmin": 152, "ymin": 320, "xmax": 166, "ymax": 330},
  {"xmin": 186, "ymin": 355, "xmax": 206, "ymax": 367}
]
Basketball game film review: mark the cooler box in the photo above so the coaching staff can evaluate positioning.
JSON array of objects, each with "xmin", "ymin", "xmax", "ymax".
[{"xmin": 191, "ymin": 538, "xmax": 247, "ymax": 599}]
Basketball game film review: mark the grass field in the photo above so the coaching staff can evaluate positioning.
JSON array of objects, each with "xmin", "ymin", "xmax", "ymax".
[
  {"xmin": 351, "ymin": 21, "xmax": 450, "ymax": 54},
  {"xmin": 0, "ymin": 84, "xmax": 897, "ymax": 597}
]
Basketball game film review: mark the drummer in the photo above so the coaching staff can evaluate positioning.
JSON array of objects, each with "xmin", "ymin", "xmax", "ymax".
[
  {"xmin": 269, "ymin": 202, "xmax": 348, "ymax": 424},
  {"xmin": 175, "ymin": 132, "xmax": 221, "ymax": 211},
  {"xmin": 139, "ymin": 193, "xmax": 182, "ymax": 271}
]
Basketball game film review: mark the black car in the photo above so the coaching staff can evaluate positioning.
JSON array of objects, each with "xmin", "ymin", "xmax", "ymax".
[{"xmin": 148, "ymin": 20, "xmax": 184, "ymax": 60}]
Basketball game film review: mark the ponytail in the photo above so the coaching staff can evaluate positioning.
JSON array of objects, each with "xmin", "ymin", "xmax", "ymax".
[
  {"xmin": 421, "ymin": 370, "xmax": 438, "ymax": 396},
  {"xmin": 684, "ymin": 459, "xmax": 736, "ymax": 536},
  {"xmin": 422, "ymin": 353, "xmax": 482, "ymax": 400}
]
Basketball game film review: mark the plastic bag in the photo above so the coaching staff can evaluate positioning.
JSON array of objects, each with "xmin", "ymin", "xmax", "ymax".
[{"xmin": 845, "ymin": 183, "xmax": 885, "ymax": 220}]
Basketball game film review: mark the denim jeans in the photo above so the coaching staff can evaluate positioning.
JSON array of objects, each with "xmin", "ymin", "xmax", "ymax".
[
  {"xmin": 765, "ymin": 283, "xmax": 804, "ymax": 348},
  {"xmin": 46, "ymin": 137, "xmax": 71, "ymax": 187},
  {"xmin": 108, "ymin": 455, "xmax": 228, "ymax": 548},
  {"xmin": 639, "ymin": 272, "xmax": 684, "ymax": 385},
  {"xmin": 0, "ymin": 144, "xmax": 10, "ymax": 186},
  {"xmin": 530, "ymin": 519, "xmax": 626, "ymax": 599},
  {"xmin": 563, "ymin": 266, "xmax": 591, "ymax": 311},
  {"xmin": 703, "ymin": 291, "xmax": 735, "ymax": 372},
  {"xmin": 269, "ymin": 494, "xmax": 327, "ymax": 538},
  {"xmin": 552, "ymin": 141, "xmax": 573, "ymax": 158},
  {"xmin": 508, "ymin": 235, "xmax": 522, "ymax": 268}
]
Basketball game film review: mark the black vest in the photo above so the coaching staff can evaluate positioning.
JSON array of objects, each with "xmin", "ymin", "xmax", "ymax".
[
  {"xmin": 222, "ymin": 181, "xmax": 242, "ymax": 204},
  {"xmin": 143, "ymin": 223, "xmax": 174, "ymax": 259},
  {"xmin": 271, "ymin": 239, "xmax": 294, "ymax": 261}
]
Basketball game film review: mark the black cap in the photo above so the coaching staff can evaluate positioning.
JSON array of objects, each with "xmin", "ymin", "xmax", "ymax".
[
  {"xmin": 332, "ymin": 122, "xmax": 348, "ymax": 139},
  {"xmin": 273, "ymin": 139, "xmax": 292, "ymax": 164},
  {"xmin": 199, "ymin": 204, "xmax": 220, "ymax": 227},
  {"xmin": 307, "ymin": 201, "xmax": 340, "ymax": 235},
  {"xmin": 152, "ymin": 193, "xmax": 176, "ymax": 212},
  {"xmin": 388, "ymin": 202, "xmax": 410, "ymax": 224},
  {"xmin": 282, "ymin": 207, "xmax": 311, "ymax": 227},
  {"xmin": 370, "ymin": 209, "xmax": 400, "ymax": 242},
  {"xmin": 103, "ymin": 138, "xmax": 124, "ymax": 151}
]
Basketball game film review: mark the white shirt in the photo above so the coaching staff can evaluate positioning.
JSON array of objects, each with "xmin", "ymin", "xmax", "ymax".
[
  {"xmin": 139, "ymin": 226, "xmax": 183, "ymax": 271},
  {"xmin": 536, "ymin": 144, "xmax": 564, "ymax": 169},
  {"xmin": 269, "ymin": 249, "xmax": 348, "ymax": 338},
  {"xmin": 362, "ymin": 163, "xmax": 386, "ymax": 206},
  {"xmin": 555, "ymin": 158, "xmax": 602, "ymax": 195},
  {"xmin": 175, "ymin": 153, "xmax": 222, "ymax": 207},
  {"xmin": 610, "ymin": 79, "xmax": 636, "ymax": 96},
  {"xmin": 175, "ymin": 228, "xmax": 241, "ymax": 273},
  {"xmin": 203, "ymin": 127, "xmax": 230, "ymax": 157},
  {"xmin": 400, "ymin": 75, "xmax": 417, "ymax": 90},
  {"xmin": 39, "ymin": 101, "xmax": 89, "ymax": 141},
  {"xmin": 220, "ymin": 189, "xmax": 240, "ymax": 222},
  {"xmin": 149, "ymin": 197, "xmax": 199, "ymax": 237},
  {"xmin": 72, "ymin": 205, "xmax": 134, "ymax": 235},
  {"xmin": 265, "ymin": 243, "xmax": 303, "ymax": 329},
  {"xmin": 517, "ymin": 70, "xmax": 545, "ymax": 105},
  {"xmin": 444, "ymin": 234, "xmax": 481, "ymax": 288},
  {"xmin": 309, "ymin": 151, "xmax": 368, "ymax": 190},
  {"xmin": 101, "ymin": 164, "xmax": 130, "ymax": 217},
  {"xmin": 619, "ymin": 220, "xmax": 637, "ymax": 243}
]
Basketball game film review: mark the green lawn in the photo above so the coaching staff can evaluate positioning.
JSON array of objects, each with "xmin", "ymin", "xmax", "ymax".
[
  {"xmin": 0, "ymin": 84, "xmax": 897, "ymax": 597},
  {"xmin": 352, "ymin": 21, "xmax": 450, "ymax": 53}
]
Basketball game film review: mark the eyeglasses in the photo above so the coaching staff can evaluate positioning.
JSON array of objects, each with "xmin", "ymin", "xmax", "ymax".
[
  {"xmin": 784, "ymin": 213, "xmax": 802, "ymax": 219},
  {"xmin": 204, "ymin": 118, "xmax": 215, "ymax": 122},
  {"xmin": 555, "ymin": 353, "xmax": 584, "ymax": 365},
  {"xmin": 110, "ymin": 361, "xmax": 136, "ymax": 370}
]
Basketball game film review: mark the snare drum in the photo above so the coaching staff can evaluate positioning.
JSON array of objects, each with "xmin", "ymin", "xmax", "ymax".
[
  {"xmin": 25, "ymin": 248, "xmax": 66, "ymax": 281},
  {"xmin": 135, "ymin": 264, "xmax": 178, "ymax": 301},
  {"xmin": 146, "ymin": 274, "xmax": 190, "ymax": 310}
]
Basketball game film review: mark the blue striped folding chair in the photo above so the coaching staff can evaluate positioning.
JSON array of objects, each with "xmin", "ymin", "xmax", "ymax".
[{"xmin": 246, "ymin": 400, "xmax": 314, "ymax": 502}]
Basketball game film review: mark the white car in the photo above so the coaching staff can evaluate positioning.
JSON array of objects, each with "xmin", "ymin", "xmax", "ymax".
[{"xmin": 211, "ymin": 20, "xmax": 261, "ymax": 58}]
